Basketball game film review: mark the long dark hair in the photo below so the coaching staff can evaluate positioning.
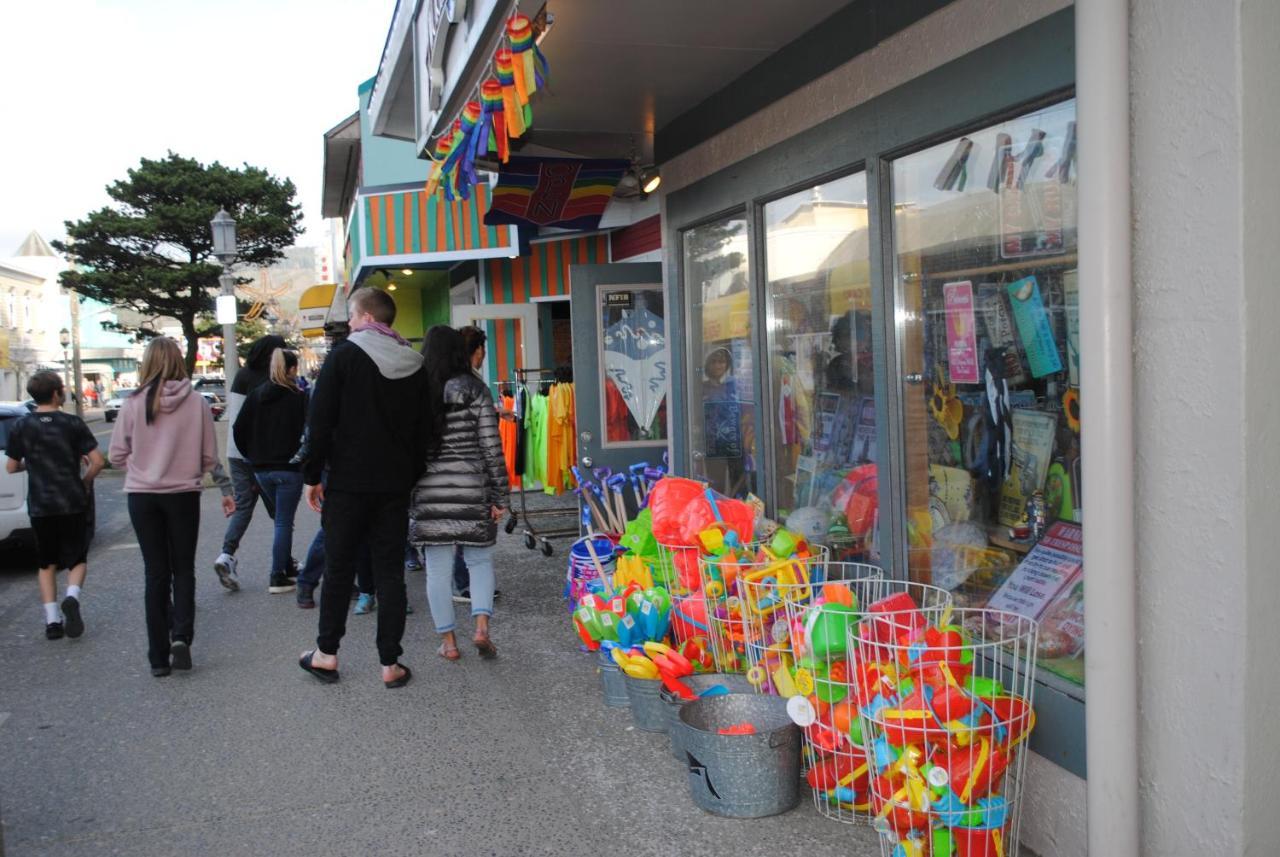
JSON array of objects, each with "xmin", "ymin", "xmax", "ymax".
[{"xmin": 421, "ymin": 325, "xmax": 470, "ymax": 456}]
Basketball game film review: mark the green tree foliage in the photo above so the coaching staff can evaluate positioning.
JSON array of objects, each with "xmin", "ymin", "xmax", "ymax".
[{"xmin": 53, "ymin": 153, "xmax": 303, "ymax": 372}]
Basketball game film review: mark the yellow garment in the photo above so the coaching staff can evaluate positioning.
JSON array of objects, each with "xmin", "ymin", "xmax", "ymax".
[{"xmin": 545, "ymin": 382, "xmax": 576, "ymax": 495}]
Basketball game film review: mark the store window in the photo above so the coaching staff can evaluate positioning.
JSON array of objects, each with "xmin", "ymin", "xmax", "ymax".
[
  {"xmin": 892, "ymin": 98, "xmax": 1083, "ymax": 689},
  {"xmin": 763, "ymin": 173, "xmax": 879, "ymax": 559},
  {"xmin": 599, "ymin": 284, "xmax": 669, "ymax": 446},
  {"xmin": 683, "ymin": 214, "xmax": 756, "ymax": 498}
]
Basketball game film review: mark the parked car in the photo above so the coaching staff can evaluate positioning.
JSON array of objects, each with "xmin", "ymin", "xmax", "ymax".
[
  {"xmin": 103, "ymin": 389, "xmax": 136, "ymax": 422},
  {"xmin": 0, "ymin": 403, "xmax": 96, "ymax": 552},
  {"xmin": 199, "ymin": 391, "xmax": 226, "ymax": 420}
]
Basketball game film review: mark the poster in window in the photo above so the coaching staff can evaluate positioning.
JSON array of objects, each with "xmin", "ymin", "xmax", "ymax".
[
  {"xmin": 998, "ymin": 408, "xmax": 1058, "ymax": 526},
  {"xmin": 943, "ymin": 281, "xmax": 980, "ymax": 384},
  {"xmin": 704, "ymin": 400, "xmax": 743, "ymax": 459}
]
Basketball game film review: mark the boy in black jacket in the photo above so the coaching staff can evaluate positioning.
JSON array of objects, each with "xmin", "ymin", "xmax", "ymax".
[{"xmin": 299, "ymin": 288, "xmax": 427, "ymax": 688}]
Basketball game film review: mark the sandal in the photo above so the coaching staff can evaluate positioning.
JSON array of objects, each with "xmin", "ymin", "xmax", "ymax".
[
  {"xmin": 438, "ymin": 641, "xmax": 461, "ymax": 661},
  {"xmin": 299, "ymin": 650, "xmax": 340, "ymax": 684},
  {"xmin": 383, "ymin": 663, "xmax": 412, "ymax": 689},
  {"xmin": 473, "ymin": 636, "xmax": 498, "ymax": 660}
]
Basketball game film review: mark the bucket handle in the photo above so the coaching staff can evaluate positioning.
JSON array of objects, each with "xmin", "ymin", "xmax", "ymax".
[
  {"xmin": 768, "ymin": 729, "xmax": 793, "ymax": 749},
  {"xmin": 687, "ymin": 756, "xmax": 722, "ymax": 800}
]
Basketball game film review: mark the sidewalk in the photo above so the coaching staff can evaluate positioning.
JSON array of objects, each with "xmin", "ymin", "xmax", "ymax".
[{"xmin": 0, "ymin": 482, "xmax": 880, "ymax": 856}]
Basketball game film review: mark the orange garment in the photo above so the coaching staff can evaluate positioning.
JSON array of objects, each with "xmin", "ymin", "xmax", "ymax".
[
  {"xmin": 544, "ymin": 382, "xmax": 576, "ymax": 495},
  {"xmin": 499, "ymin": 394, "xmax": 520, "ymax": 488}
]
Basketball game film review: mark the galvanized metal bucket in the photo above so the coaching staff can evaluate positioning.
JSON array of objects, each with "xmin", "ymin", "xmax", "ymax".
[
  {"xmin": 660, "ymin": 673, "xmax": 756, "ymax": 760},
  {"xmin": 597, "ymin": 649, "xmax": 630, "ymax": 708},
  {"xmin": 623, "ymin": 674, "xmax": 668, "ymax": 731},
  {"xmin": 677, "ymin": 694, "xmax": 801, "ymax": 818}
]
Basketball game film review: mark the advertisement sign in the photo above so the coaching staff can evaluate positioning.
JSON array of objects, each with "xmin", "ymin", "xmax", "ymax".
[{"xmin": 942, "ymin": 280, "xmax": 980, "ymax": 383}]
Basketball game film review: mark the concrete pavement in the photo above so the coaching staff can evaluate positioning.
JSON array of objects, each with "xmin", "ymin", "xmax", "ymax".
[{"xmin": 0, "ymin": 426, "xmax": 880, "ymax": 857}]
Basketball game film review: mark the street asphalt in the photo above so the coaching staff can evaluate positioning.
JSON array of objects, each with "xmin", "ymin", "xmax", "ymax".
[{"xmin": 0, "ymin": 421, "xmax": 881, "ymax": 857}]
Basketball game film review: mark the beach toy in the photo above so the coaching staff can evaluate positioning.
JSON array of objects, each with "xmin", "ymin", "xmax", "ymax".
[
  {"xmin": 804, "ymin": 601, "xmax": 857, "ymax": 660},
  {"xmin": 672, "ymin": 595, "xmax": 709, "ymax": 641}
]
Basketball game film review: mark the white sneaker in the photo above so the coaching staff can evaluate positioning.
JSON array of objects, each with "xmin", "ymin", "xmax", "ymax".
[{"xmin": 214, "ymin": 553, "xmax": 240, "ymax": 592}]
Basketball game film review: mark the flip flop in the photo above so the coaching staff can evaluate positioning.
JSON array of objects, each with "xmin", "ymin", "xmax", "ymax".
[
  {"xmin": 384, "ymin": 663, "xmax": 412, "ymax": 689},
  {"xmin": 438, "ymin": 642, "xmax": 461, "ymax": 661},
  {"xmin": 299, "ymin": 650, "xmax": 339, "ymax": 684},
  {"xmin": 473, "ymin": 636, "xmax": 498, "ymax": 660}
]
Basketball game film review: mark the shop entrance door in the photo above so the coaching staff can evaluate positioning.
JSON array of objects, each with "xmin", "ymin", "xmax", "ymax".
[
  {"xmin": 450, "ymin": 303, "xmax": 539, "ymax": 385},
  {"xmin": 568, "ymin": 263, "xmax": 669, "ymax": 479}
]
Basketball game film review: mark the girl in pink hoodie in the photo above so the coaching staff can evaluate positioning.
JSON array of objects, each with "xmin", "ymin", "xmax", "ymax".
[{"xmin": 109, "ymin": 338, "xmax": 232, "ymax": 677}]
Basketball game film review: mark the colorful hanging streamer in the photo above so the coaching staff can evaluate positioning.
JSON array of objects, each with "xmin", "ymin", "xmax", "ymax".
[
  {"xmin": 481, "ymin": 78, "xmax": 508, "ymax": 163},
  {"xmin": 494, "ymin": 48, "xmax": 527, "ymax": 139},
  {"xmin": 424, "ymin": 120, "xmax": 459, "ymax": 197}
]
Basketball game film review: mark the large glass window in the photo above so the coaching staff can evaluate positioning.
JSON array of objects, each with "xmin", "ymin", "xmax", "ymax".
[
  {"xmin": 892, "ymin": 99, "xmax": 1083, "ymax": 689},
  {"xmin": 763, "ymin": 173, "xmax": 879, "ymax": 560},
  {"xmin": 683, "ymin": 215, "xmax": 756, "ymax": 499}
]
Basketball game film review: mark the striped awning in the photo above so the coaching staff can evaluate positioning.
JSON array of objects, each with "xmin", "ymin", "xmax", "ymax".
[{"xmin": 348, "ymin": 182, "xmax": 519, "ymax": 283}]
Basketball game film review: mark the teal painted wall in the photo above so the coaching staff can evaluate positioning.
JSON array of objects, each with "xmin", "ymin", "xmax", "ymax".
[{"xmin": 358, "ymin": 78, "xmax": 431, "ymax": 187}]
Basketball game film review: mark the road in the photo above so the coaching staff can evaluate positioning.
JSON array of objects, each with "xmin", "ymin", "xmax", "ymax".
[{"xmin": 0, "ymin": 421, "xmax": 880, "ymax": 857}]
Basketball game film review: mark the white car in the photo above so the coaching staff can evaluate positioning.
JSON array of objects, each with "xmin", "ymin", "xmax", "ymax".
[
  {"xmin": 0, "ymin": 403, "xmax": 33, "ymax": 549},
  {"xmin": 0, "ymin": 402, "xmax": 96, "ymax": 553}
]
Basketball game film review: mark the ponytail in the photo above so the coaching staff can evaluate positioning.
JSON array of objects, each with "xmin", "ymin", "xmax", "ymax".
[{"xmin": 269, "ymin": 348, "xmax": 300, "ymax": 391}]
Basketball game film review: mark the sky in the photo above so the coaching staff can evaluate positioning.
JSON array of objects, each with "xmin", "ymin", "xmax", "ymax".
[{"xmin": 0, "ymin": 0, "xmax": 395, "ymax": 257}]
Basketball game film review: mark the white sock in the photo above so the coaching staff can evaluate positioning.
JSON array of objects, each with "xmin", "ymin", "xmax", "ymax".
[
  {"xmin": 43, "ymin": 602, "xmax": 60, "ymax": 624},
  {"xmin": 66, "ymin": 585, "xmax": 82, "ymax": 601}
]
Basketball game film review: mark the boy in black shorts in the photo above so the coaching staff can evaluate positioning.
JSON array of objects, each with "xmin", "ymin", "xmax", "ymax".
[{"xmin": 5, "ymin": 372, "xmax": 105, "ymax": 639}]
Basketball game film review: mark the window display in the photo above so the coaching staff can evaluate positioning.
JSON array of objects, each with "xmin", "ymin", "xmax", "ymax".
[
  {"xmin": 762, "ymin": 173, "xmax": 879, "ymax": 559},
  {"xmin": 891, "ymin": 98, "xmax": 1083, "ymax": 688},
  {"xmin": 683, "ymin": 215, "xmax": 756, "ymax": 499}
]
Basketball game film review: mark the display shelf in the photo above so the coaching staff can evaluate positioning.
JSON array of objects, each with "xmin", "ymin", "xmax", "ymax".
[
  {"xmin": 987, "ymin": 525, "xmax": 1034, "ymax": 555},
  {"xmin": 918, "ymin": 252, "xmax": 1078, "ymax": 283}
]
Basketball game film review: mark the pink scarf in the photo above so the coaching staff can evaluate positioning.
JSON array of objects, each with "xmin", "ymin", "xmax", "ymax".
[{"xmin": 358, "ymin": 320, "xmax": 410, "ymax": 346}]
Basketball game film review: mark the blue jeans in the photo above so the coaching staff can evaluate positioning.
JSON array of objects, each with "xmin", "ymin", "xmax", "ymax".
[
  {"xmin": 254, "ymin": 470, "xmax": 304, "ymax": 573},
  {"xmin": 300, "ymin": 525, "xmax": 374, "ymax": 594},
  {"xmin": 423, "ymin": 544, "xmax": 494, "ymax": 633}
]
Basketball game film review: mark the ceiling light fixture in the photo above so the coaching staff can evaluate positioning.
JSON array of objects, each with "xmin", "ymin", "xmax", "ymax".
[
  {"xmin": 387, "ymin": 282, "xmax": 397, "ymax": 291},
  {"xmin": 401, "ymin": 268, "xmax": 413, "ymax": 275},
  {"xmin": 639, "ymin": 166, "xmax": 661, "ymax": 194}
]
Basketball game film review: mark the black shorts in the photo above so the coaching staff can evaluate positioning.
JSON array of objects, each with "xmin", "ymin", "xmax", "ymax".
[{"xmin": 31, "ymin": 513, "xmax": 89, "ymax": 570}]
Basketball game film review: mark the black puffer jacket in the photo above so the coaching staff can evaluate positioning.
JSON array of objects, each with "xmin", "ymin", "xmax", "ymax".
[{"xmin": 409, "ymin": 373, "xmax": 509, "ymax": 546}]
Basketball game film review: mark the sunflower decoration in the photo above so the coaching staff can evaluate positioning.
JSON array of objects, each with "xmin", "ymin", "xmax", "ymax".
[
  {"xmin": 1062, "ymin": 387, "xmax": 1081, "ymax": 433},
  {"xmin": 929, "ymin": 375, "xmax": 965, "ymax": 440}
]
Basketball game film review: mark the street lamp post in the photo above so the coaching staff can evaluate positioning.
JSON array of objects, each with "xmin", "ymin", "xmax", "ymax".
[
  {"xmin": 58, "ymin": 328, "xmax": 71, "ymax": 411},
  {"xmin": 210, "ymin": 208, "xmax": 239, "ymax": 389}
]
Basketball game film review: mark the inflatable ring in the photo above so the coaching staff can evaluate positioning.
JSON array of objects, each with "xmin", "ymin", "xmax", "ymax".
[
  {"xmin": 705, "ymin": 580, "xmax": 725, "ymax": 600},
  {"xmin": 746, "ymin": 665, "xmax": 767, "ymax": 687},
  {"xmin": 794, "ymin": 668, "xmax": 815, "ymax": 696}
]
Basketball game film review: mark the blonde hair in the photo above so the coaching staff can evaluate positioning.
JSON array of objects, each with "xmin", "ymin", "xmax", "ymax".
[
  {"xmin": 269, "ymin": 348, "xmax": 299, "ymax": 391},
  {"xmin": 137, "ymin": 337, "xmax": 188, "ymax": 423}
]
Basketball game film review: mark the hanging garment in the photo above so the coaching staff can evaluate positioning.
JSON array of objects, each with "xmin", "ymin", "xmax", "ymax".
[
  {"xmin": 547, "ymin": 382, "xmax": 576, "ymax": 493},
  {"xmin": 514, "ymin": 385, "xmax": 528, "ymax": 477},
  {"xmin": 525, "ymin": 393, "xmax": 549, "ymax": 488},
  {"xmin": 499, "ymin": 394, "xmax": 521, "ymax": 488}
]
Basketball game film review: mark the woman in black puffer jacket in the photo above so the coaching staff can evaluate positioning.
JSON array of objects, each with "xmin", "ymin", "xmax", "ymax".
[{"xmin": 411, "ymin": 325, "xmax": 509, "ymax": 660}]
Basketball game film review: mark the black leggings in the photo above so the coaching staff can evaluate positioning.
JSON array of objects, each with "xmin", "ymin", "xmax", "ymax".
[{"xmin": 128, "ymin": 492, "xmax": 200, "ymax": 669}]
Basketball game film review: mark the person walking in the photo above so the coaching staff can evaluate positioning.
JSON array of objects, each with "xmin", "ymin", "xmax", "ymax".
[
  {"xmin": 214, "ymin": 334, "xmax": 287, "ymax": 591},
  {"xmin": 5, "ymin": 372, "xmax": 105, "ymax": 639},
  {"xmin": 410, "ymin": 325, "xmax": 509, "ymax": 661},
  {"xmin": 108, "ymin": 338, "xmax": 235, "ymax": 677},
  {"xmin": 299, "ymin": 287, "xmax": 427, "ymax": 689},
  {"xmin": 232, "ymin": 348, "xmax": 308, "ymax": 594}
]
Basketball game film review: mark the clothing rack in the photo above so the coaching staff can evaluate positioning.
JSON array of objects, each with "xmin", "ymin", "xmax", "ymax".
[{"xmin": 497, "ymin": 367, "xmax": 580, "ymax": 555}]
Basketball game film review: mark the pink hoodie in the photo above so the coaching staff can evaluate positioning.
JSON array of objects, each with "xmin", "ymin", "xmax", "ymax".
[{"xmin": 108, "ymin": 379, "xmax": 219, "ymax": 493}]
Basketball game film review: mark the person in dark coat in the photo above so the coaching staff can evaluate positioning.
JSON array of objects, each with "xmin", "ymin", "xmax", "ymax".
[
  {"xmin": 298, "ymin": 288, "xmax": 426, "ymax": 689},
  {"xmin": 232, "ymin": 348, "xmax": 308, "ymax": 594},
  {"xmin": 215, "ymin": 334, "xmax": 288, "ymax": 591},
  {"xmin": 410, "ymin": 325, "xmax": 509, "ymax": 661}
]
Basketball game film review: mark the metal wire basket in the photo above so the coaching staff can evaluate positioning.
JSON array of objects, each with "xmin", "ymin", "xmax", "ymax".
[
  {"xmin": 741, "ymin": 569, "xmax": 951, "ymax": 825},
  {"xmin": 851, "ymin": 605, "xmax": 1038, "ymax": 856}
]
